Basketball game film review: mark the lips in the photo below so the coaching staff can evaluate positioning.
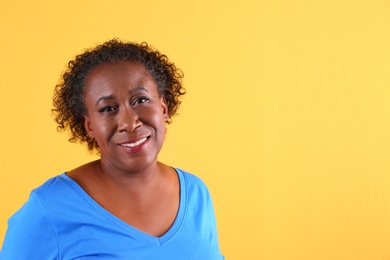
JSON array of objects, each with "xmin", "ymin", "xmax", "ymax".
[{"xmin": 117, "ymin": 137, "xmax": 148, "ymax": 148}]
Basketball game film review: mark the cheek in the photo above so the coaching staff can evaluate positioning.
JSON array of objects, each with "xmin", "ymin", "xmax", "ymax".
[
  {"xmin": 143, "ymin": 110, "xmax": 166, "ymax": 137},
  {"xmin": 91, "ymin": 118, "xmax": 116, "ymax": 142},
  {"xmin": 150, "ymin": 109, "xmax": 168, "ymax": 127},
  {"xmin": 156, "ymin": 116, "xmax": 167, "ymax": 138}
]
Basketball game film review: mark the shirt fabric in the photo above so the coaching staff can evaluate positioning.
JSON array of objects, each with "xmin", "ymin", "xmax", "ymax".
[{"xmin": 0, "ymin": 168, "xmax": 224, "ymax": 259}]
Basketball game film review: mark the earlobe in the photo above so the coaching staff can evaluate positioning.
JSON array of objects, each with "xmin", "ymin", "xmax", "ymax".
[{"xmin": 83, "ymin": 116, "xmax": 94, "ymax": 138}]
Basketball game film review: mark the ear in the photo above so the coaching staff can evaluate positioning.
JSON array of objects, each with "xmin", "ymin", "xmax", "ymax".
[
  {"xmin": 160, "ymin": 96, "xmax": 169, "ymax": 121},
  {"xmin": 83, "ymin": 115, "xmax": 95, "ymax": 138}
]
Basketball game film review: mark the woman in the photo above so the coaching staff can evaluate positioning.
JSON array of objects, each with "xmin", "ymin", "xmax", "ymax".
[{"xmin": 1, "ymin": 39, "xmax": 224, "ymax": 259}]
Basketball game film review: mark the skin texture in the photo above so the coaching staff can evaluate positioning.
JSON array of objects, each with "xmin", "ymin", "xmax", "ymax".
[{"xmin": 67, "ymin": 61, "xmax": 179, "ymax": 237}]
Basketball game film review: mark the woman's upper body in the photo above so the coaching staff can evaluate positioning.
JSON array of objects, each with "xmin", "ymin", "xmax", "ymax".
[
  {"xmin": 0, "ymin": 39, "xmax": 223, "ymax": 258},
  {"xmin": 0, "ymin": 167, "xmax": 223, "ymax": 259},
  {"xmin": 70, "ymin": 60, "xmax": 179, "ymax": 237}
]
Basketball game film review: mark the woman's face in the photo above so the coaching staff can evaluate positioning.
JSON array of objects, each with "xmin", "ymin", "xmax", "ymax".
[{"xmin": 83, "ymin": 61, "xmax": 168, "ymax": 174}]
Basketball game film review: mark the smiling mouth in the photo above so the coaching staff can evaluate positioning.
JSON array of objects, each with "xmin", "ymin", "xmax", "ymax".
[{"xmin": 119, "ymin": 137, "xmax": 148, "ymax": 148}]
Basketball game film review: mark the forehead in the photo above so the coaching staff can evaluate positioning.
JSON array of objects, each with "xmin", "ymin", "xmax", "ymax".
[
  {"xmin": 83, "ymin": 61, "xmax": 160, "ymax": 100},
  {"xmin": 85, "ymin": 61, "xmax": 154, "ymax": 86}
]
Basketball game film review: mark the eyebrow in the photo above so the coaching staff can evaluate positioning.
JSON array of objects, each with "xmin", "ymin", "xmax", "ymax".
[
  {"xmin": 95, "ymin": 86, "xmax": 149, "ymax": 106},
  {"xmin": 95, "ymin": 95, "xmax": 114, "ymax": 106},
  {"xmin": 130, "ymin": 86, "xmax": 148, "ymax": 94}
]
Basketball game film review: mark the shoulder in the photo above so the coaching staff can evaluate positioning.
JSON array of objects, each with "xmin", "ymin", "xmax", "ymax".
[
  {"xmin": 1, "ymin": 176, "xmax": 63, "ymax": 258},
  {"xmin": 175, "ymin": 168, "xmax": 209, "ymax": 190},
  {"xmin": 7, "ymin": 173, "xmax": 76, "ymax": 230},
  {"xmin": 175, "ymin": 168, "xmax": 214, "ymax": 205},
  {"xmin": 8, "ymin": 174, "xmax": 69, "ymax": 223},
  {"xmin": 30, "ymin": 174, "xmax": 72, "ymax": 200}
]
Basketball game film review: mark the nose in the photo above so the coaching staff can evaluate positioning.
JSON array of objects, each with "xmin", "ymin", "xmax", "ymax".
[{"xmin": 117, "ymin": 108, "xmax": 141, "ymax": 133}]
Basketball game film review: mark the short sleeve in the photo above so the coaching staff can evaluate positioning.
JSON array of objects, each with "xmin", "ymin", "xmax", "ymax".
[{"xmin": 0, "ymin": 193, "xmax": 58, "ymax": 260}]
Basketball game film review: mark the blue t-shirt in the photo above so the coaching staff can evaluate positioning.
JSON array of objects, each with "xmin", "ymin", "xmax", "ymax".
[{"xmin": 1, "ymin": 168, "xmax": 224, "ymax": 259}]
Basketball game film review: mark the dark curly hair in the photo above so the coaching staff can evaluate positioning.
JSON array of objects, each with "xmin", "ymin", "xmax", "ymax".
[{"xmin": 52, "ymin": 39, "xmax": 185, "ymax": 152}]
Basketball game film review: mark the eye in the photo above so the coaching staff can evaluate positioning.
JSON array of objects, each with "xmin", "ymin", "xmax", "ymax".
[
  {"xmin": 132, "ymin": 96, "xmax": 150, "ymax": 106},
  {"xmin": 98, "ymin": 106, "xmax": 117, "ymax": 113}
]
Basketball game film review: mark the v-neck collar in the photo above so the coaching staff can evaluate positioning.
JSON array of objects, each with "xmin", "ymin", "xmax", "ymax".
[{"xmin": 60, "ymin": 168, "xmax": 186, "ymax": 246}]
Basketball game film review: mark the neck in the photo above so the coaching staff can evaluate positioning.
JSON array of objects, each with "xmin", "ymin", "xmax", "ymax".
[{"xmin": 95, "ymin": 159, "xmax": 165, "ymax": 192}]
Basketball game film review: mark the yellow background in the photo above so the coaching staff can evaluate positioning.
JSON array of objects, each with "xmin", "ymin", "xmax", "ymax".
[{"xmin": 1, "ymin": 1, "xmax": 390, "ymax": 259}]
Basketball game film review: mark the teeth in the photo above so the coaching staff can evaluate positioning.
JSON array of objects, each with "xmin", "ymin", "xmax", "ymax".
[{"xmin": 121, "ymin": 137, "xmax": 147, "ymax": 147}]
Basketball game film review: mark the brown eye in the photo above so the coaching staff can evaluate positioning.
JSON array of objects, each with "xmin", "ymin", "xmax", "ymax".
[
  {"xmin": 99, "ymin": 106, "xmax": 117, "ymax": 113},
  {"xmin": 132, "ymin": 96, "xmax": 150, "ymax": 106}
]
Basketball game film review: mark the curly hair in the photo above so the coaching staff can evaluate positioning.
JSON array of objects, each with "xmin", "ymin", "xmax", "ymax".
[{"xmin": 52, "ymin": 39, "xmax": 185, "ymax": 152}]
